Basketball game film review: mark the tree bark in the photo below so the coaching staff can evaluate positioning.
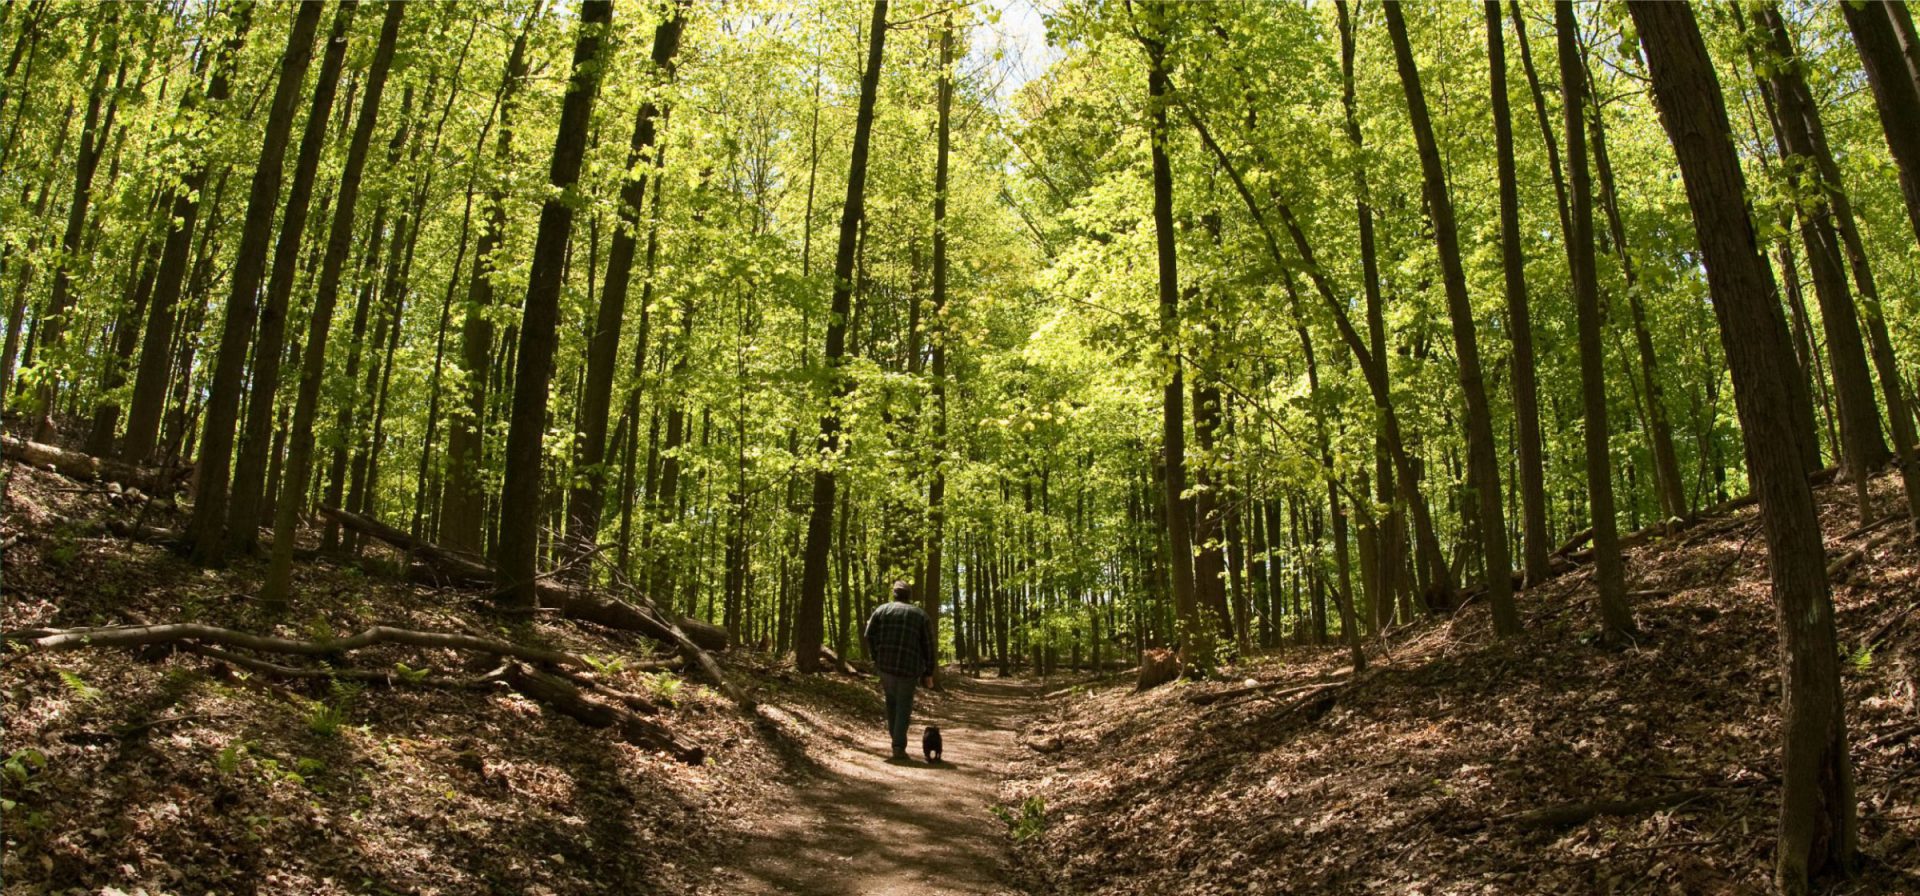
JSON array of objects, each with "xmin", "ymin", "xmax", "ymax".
[
  {"xmin": 1629, "ymin": 5, "xmax": 1856, "ymax": 891},
  {"xmin": 1763, "ymin": 3, "xmax": 1920, "ymax": 530},
  {"xmin": 496, "ymin": 0, "xmax": 614, "ymax": 608},
  {"xmin": 1844, "ymin": 0, "xmax": 1920, "ymax": 241},
  {"xmin": 184, "ymin": 1, "xmax": 324, "ymax": 565},
  {"xmin": 1753, "ymin": 6, "xmax": 1893, "ymax": 516},
  {"xmin": 1556, "ymin": 1, "xmax": 1635, "ymax": 642},
  {"xmin": 1384, "ymin": 2, "xmax": 1519, "ymax": 635},
  {"xmin": 1138, "ymin": 3, "xmax": 1206, "ymax": 671},
  {"xmin": 228, "ymin": 0, "xmax": 358, "ymax": 552},
  {"xmin": 28, "ymin": 18, "xmax": 120, "ymax": 442},
  {"xmin": 1485, "ymin": 2, "xmax": 1552, "ymax": 587},
  {"xmin": 260, "ymin": 1, "xmax": 405, "ymax": 612},
  {"xmin": 565, "ymin": 1, "xmax": 687, "ymax": 557},
  {"xmin": 442, "ymin": 12, "xmax": 537, "ymax": 555},
  {"xmin": 797, "ymin": 0, "xmax": 889, "ymax": 674}
]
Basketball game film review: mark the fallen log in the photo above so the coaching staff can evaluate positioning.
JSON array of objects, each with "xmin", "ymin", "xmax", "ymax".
[
  {"xmin": 322, "ymin": 505, "xmax": 745, "ymax": 705},
  {"xmin": 500, "ymin": 663, "xmax": 703, "ymax": 763},
  {"xmin": 817, "ymin": 644, "xmax": 860, "ymax": 676},
  {"xmin": 187, "ymin": 643, "xmax": 506, "ymax": 690},
  {"xmin": 2, "ymin": 435, "xmax": 190, "ymax": 493}
]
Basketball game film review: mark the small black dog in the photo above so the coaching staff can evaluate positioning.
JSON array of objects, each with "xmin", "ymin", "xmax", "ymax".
[{"xmin": 922, "ymin": 725, "xmax": 943, "ymax": 763}]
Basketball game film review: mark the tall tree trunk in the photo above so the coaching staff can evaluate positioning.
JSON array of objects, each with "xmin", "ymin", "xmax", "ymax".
[
  {"xmin": 1751, "ymin": 8, "xmax": 1892, "ymax": 523},
  {"xmin": 229, "ymin": 0, "xmax": 358, "ymax": 552},
  {"xmin": 566, "ymin": 0, "xmax": 687, "ymax": 556},
  {"xmin": 921, "ymin": 12, "xmax": 955, "ymax": 666},
  {"xmin": 495, "ymin": 0, "xmax": 613, "ymax": 607},
  {"xmin": 1384, "ymin": 2, "xmax": 1518, "ymax": 634},
  {"xmin": 1556, "ymin": 0, "xmax": 1635, "ymax": 642},
  {"xmin": 84, "ymin": 210, "xmax": 162, "ymax": 455},
  {"xmin": 797, "ymin": 0, "xmax": 889, "ymax": 674},
  {"xmin": 29, "ymin": 21, "xmax": 120, "ymax": 440},
  {"xmin": 1844, "ymin": 0, "xmax": 1920, "ymax": 241},
  {"xmin": 1629, "ymin": 6, "xmax": 1856, "ymax": 892},
  {"xmin": 121, "ymin": 7, "xmax": 251, "ymax": 463},
  {"xmin": 260, "ymin": 1, "xmax": 404, "ymax": 611},
  {"xmin": 1138, "ymin": 4, "xmax": 1206, "ymax": 672},
  {"xmin": 1761, "ymin": 4, "xmax": 1919, "ymax": 528},
  {"xmin": 185, "ymin": 1, "xmax": 324, "ymax": 564},
  {"xmin": 1485, "ymin": 2, "xmax": 1551, "ymax": 587}
]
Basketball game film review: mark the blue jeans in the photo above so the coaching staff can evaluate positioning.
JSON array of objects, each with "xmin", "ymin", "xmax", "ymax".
[{"xmin": 879, "ymin": 672, "xmax": 918, "ymax": 756}]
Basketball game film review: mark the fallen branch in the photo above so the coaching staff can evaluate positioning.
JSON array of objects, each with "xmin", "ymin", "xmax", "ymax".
[
  {"xmin": 7, "ymin": 622, "xmax": 589, "ymax": 670},
  {"xmin": 1503, "ymin": 788, "xmax": 1715, "ymax": 830},
  {"xmin": 2, "ymin": 435, "xmax": 191, "ymax": 493},
  {"xmin": 187, "ymin": 644, "xmax": 506, "ymax": 689},
  {"xmin": 321, "ymin": 505, "xmax": 748, "ymax": 708},
  {"xmin": 1187, "ymin": 676, "xmax": 1347, "ymax": 707}
]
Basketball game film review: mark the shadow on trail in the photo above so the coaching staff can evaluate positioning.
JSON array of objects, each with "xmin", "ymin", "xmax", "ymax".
[{"xmin": 728, "ymin": 674, "xmax": 1049, "ymax": 896}]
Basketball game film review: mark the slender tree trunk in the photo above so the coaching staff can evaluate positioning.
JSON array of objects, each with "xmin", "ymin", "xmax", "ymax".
[
  {"xmin": 260, "ymin": 1, "xmax": 404, "ymax": 611},
  {"xmin": 1556, "ymin": 0, "xmax": 1635, "ymax": 641},
  {"xmin": 229, "ymin": 0, "xmax": 358, "ymax": 552},
  {"xmin": 186, "ymin": 1, "xmax": 324, "ymax": 564},
  {"xmin": 1751, "ymin": 8, "xmax": 1892, "ymax": 522},
  {"xmin": 1138, "ymin": 4, "xmax": 1206, "ymax": 671},
  {"xmin": 1761, "ymin": 4, "xmax": 1919, "ymax": 528},
  {"xmin": 1845, "ymin": 0, "xmax": 1920, "ymax": 241},
  {"xmin": 121, "ymin": 8, "xmax": 250, "ymax": 462},
  {"xmin": 29, "ymin": 19, "xmax": 121, "ymax": 442},
  {"xmin": 495, "ymin": 0, "xmax": 613, "ymax": 607},
  {"xmin": 566, "ymin": 1, "xmax": 686, "ymax": 555},
  {"xmin": 1485, "ymin": 2, "xmax": 1551, "ymax": 587},
  {"xmin": 797, "ymin": 0, "xmax": 889, "ymax": 674},
  {"xmin": 921, "ymin": 12, "xmax": 955, "ymax": 666},
  {"xmin": 1629, "ymin": 7, "xmax": 1856, "ymax": 891},
  {"xmin": 1583, "ymin": 53, "xmax": 1688, "ymax": 523},
  {"xmin": 84, "ymin": 213, "xmax": 162, "ymax": 455},
  {"xmin": 1384, "ymin": 2, "xmax": 1518, "ymax": 634}
]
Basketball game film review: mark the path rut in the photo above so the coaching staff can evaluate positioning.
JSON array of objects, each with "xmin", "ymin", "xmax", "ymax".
[{"xmin": 720, "ymin": 675, "xmax": 1044, "ymax": 896}]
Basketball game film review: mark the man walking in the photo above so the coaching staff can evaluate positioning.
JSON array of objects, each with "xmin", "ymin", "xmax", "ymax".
[{"xmin": 862, "ymin": 580, "xmax": 935, "ymax": 761}]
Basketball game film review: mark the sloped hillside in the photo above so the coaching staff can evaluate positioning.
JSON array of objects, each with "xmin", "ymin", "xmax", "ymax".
[
  {"xmin": 1005, "ymin": 473, "xmax": 1919, "ymax": 895},
  {"xmin": 0, "ymin": 459, "xmax": 886, "ymax": 895}
]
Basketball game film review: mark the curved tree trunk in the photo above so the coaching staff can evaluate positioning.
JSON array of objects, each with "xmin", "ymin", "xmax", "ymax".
[{"xmin": 1628, "ymin": 6, "xmax": 1856, "ymax": 891}]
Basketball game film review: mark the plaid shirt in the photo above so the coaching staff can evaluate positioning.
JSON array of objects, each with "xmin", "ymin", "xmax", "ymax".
[{"xmin": 863, "ymin": 601, "xmax": 934, "ymax": 678}]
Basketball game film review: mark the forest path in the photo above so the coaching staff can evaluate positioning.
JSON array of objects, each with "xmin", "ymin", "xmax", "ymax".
[{"xmin": 718, "ymin": 674, "xmax": 1047, "ymax": 896}]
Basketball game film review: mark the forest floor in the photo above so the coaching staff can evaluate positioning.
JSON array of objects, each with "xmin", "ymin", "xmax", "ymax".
[
  {"xmin": 5, "ymin": 445, "xmax": 1919, "ymax": 895},
  {"xmin": 1002, "ymin": 471, "xmax": 1920, "ymax": 896},
  {"xmin": 0, "ymin": 447, "xmax": 1038, "ymax": 895}
]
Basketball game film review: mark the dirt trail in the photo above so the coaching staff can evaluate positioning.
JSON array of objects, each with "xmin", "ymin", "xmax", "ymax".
[{"xmin": 719, "ymin": 676, "xmax": 1046, "ymax": 896}]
